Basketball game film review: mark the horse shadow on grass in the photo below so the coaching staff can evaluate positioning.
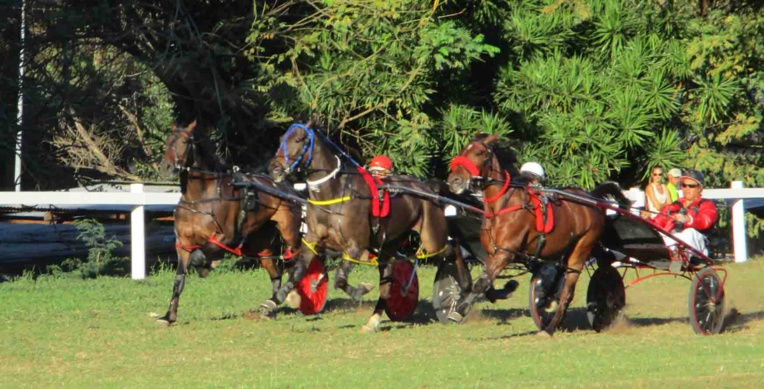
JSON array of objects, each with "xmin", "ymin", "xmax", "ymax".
[{"xmin": 466, "ymin": 307, "xmax": 598, "ymax": 341}]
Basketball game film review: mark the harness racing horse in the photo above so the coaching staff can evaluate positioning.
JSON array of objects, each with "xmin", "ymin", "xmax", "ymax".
[
  {"xmin": 157, "ymin": 120, "xmax": 302, "ymax": 324},
  {"xmin": 267, "ymin": 123, "xmax": 472, "ymax": 332},
  {"xmin": 447, "ymin": 134, "xmax": 630, "ymax": 335}
]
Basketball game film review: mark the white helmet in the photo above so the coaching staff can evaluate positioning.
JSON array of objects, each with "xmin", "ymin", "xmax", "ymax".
[{"xmin": 520, "ymin": 162, "xmax": 545, "ymax": 180}]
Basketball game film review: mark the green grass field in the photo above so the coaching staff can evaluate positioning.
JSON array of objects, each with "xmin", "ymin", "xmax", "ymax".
[{"xmin": 1, "ymin": 259, "xmax": 763, "ymax": 388}]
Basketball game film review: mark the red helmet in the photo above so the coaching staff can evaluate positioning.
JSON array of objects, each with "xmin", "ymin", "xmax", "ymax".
[{"xmin": 369, "ymin": 155, "xmax": 393, "ymax": 171}]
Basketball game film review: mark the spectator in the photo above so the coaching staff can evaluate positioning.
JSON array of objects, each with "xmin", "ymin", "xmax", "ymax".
[
  {"xmin": 666, "ymin": 168, "xmax": 682, "ymax": 203},
  {"xmin": 652, "ymin": 169, "xmax": 718, "ymax": 258},
  {"xmin": 644, "ymin": 166, "xmax": 669, "ymax": 218}
]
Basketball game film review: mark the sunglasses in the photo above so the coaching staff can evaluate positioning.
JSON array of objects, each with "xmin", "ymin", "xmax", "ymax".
[
  {"xmin": 652, "ymin": 173, "xmax": 663, "ymax": 176},
  {"xmin": 681, "ymin": 183, "xmax": 700, "ymax": 188}
]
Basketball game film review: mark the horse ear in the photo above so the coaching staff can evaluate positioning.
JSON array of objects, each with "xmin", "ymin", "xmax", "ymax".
[
  {"xmin": 186, "ymin": 120, "xmax": 197, "ymax": 133},
  {"xmin": 485, "ymin": 133, "xmax": 499, "ymax": 145},
  {"xmin": 171, "ymin": 122, "xmax": 177, "ymax": 132},
  {"xmin": 307, "ymin": 112, "xmax": 321, "ymax": 129}
]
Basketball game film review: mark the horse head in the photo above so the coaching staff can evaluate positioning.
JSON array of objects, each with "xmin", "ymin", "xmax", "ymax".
[
  {"xmin": 447, "ymin": 133, "xmax": 501, "ymax": 195},
  {"xmin": 163, "ymin": 120, "xmax": 198, "ymax": 172},
  {"xmin": 268, "ymin": 121, "xmax": 316, "ymax": 182}
]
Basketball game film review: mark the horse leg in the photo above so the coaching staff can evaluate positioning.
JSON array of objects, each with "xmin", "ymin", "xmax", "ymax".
[
  {"xmin": 361, "ymin": 258, "xmax": 392, "ymax": 333},
  {"xmin": 260, "ymin": 256, "xmax": 282, "ymax": 296},
  {"xmin": 450, "ymin": 250, "xmax": 514, "ymax": 323},
  {"xmin": 541, "ymin": 269, "xmax": 581, "ymax": 336},
  {"xmin": 541, "ymin": 237, "xmax": 594, "ymax": 336},
  {"xmin": 334, "ymin": 261, "xmax": 375, "ymax": 302},
  {"xmin": 450, "ymin": 242, "xmax": 473, "ymax": 291},
  {"xmin": 190, "ymin": 248, "xmax": 212, "ymax": 278},
  {"xmin": 157, "ymin": 248, "xmax": 198, "ymax": 324},
  {"xmin": 259, "ymin": 241, "xmax": 314, "ymax": 318}
]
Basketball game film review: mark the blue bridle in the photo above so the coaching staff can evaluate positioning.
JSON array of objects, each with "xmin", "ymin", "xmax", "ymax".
[{"xmin": 280, "ymin": 123, "xmax": 315, "ymax": 173}]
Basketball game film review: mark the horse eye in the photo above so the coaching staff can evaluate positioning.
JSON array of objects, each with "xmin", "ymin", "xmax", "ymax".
[
  {"xmin": 475, "ymin": 151, "xmax": 484, "ymax": 157},
  {"xmin": 295, "ymin": 136, "xmax": 306, "ymax": 143}
]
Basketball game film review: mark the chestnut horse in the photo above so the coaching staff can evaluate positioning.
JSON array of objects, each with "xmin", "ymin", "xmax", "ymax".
[
  {"xmin": 157, "ymin": 121, "xmax": 302, "ymax": 324},
  {"xmin": 266, "ymin": 123, "xmax": 472, "ymax": 332},
  {"xmin": 447, "ymin": 134, "xmax": 630, "ymax": 335}
]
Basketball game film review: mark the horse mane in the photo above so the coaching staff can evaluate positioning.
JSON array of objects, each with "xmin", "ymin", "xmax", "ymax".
[
  {"xmin": 313, "ymin": 126, "xmax": 366, "ymax": 166},
  {"xmin": 471, "ymin": 133, "xmax": 524, "ymax": 183},
  {"xmin": 192, "ymin": 131, "xmax": 227, "ymax": 172}
]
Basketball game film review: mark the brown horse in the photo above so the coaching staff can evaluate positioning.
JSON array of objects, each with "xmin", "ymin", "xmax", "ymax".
[
  {"xmin": 266, "ymin": 123, "xmax": 472, "ymax": 332},
  {"xmin": 157, "ymin": 120, "xmax": 302, "ymax": 324},
  {"xmin": 447, "ymin": 134, "xmax": 630, "ymax": 335}
]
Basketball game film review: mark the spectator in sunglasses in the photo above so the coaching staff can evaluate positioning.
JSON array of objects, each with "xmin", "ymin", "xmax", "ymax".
[
  {"xmin": 644, "ymin": 166, "xmax": 669, "ymax": 219},
  {"xmin": 652, "ymin": 169, "xmax": 718, "ymax": 258},
  {"xmin": 666, "ymin": 168, "xmax": 683, "ymax": 203}
]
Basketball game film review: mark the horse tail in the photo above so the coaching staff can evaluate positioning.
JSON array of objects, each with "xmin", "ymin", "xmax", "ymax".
[{"xmin": 589, "ymin": 181, "xmax": 632, "ymax": 209}]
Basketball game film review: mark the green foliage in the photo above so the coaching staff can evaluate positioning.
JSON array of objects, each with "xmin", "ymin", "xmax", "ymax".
[
  {"xmin": 254, "ymin": 0, "xmax": 500, "ymax": 176},
  {"xmin": 3, "ymin": 0, "xmax": 763, "ymax": 234},
  {"xmin": 70, "ymin": 219, "xmax": 129, "ymax": 278}
]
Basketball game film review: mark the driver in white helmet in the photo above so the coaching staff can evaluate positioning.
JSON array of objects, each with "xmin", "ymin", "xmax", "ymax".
[
  {"xmin": 520, "ymin": 162, "xmax": 546, "ymax": 186},
  {"xmin": 520, "ymin": 161, "xmax": 547, "ymax": 206}
]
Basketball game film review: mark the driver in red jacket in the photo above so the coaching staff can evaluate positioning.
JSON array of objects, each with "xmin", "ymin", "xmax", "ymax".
[{"xmin": 652, "ymin": 169, "xmax": 717, "ymax": 257}]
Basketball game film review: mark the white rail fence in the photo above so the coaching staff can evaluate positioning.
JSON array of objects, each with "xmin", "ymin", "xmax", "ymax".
[{"xmin": 0, "ymin": 181, "xmax": 762, "ymax": 280}]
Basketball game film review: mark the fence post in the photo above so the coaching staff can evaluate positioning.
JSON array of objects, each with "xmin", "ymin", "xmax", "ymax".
[
  {"xmin": 731, "ymin": 181, "xmax": 747, "ymax": 263},
  {"xmin": 131, "ymin": 183, "xmax": 146, "ymax": 279}
]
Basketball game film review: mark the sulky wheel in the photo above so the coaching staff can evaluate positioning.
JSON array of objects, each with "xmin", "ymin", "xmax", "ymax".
[
  {"xmin": 385, "ymin": 259, "xmax": 419, "ymax": 321},
  {"xmin": 688, "ymin": 267, "xmax": 725, "ymax": 335},
  {"xmin": 432, "ymin": 260, "xmax": 464, "ymax": 324},
  {"xmin": 586, "ymin": 265, "xmax": 626, "ymax": 332},
  {"xmin": 529, "ymin": 265, "xmax": 564, "ymax": 331},
  {"xmin": 295, "ymin": 256, "xmax": 328, "ymax": 315}
]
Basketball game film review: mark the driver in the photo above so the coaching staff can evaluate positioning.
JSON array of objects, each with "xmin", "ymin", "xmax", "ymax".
[
  {"xmin": 368, "ymin": 155, "xmax": 393, "ymax": 178},
  {"xmin": 519, "ymin": 162, "xmax": 546, "ymax": 186},
  {"xmin": 652, "ymin": 169, "xmax": 717, "ymax": 258}
]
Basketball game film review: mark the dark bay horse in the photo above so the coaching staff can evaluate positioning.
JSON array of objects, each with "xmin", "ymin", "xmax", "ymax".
[
  {"xmin": 267, "ymin": 123, "xmax": 472, "ymax": 332},
  {"xmin": 447, "ymin": 134, "xmax": 630, "ymax": 335},
  {"xmin": 157, "ymin": 120, "xmax": 302, "ymax": 324}
]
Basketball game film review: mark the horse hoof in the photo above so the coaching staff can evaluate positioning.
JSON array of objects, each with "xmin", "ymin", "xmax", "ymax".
[
  {"xmin": 358, "ymin": 282, "xmax": 375, "ymax": 294},
  {"xmin": 151, "ymin": 312, "xmax": 174, "ymax": 325},
  {"xmin": 285, "ymin": 291, "xmax": 301, "ymax": 309},
  {"xmin": 360, "ymin": 323, "xmax": 379, "ymax": 334},
  {"xmin": 259, "ymin": 300, "xmax": 278, "ymax": 318},
  {"xmin": 536, "ymin": 330, "xmax": 552, "ymax": 338},
  {"xmin": 351, "ymin": 282, "xmax": 375, "ymax": 302},
  {"xmin": 155, "ymin": 318, "xmax": 173, "ymax": 326},
  {"xmin": 447, "ymin": 311, "xmax": 464, "ymax": 323}
]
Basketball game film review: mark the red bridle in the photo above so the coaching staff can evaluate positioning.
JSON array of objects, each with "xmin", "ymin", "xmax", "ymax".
[
  {"xmin": 450, "ymin": 153, "xmax": 510, "ymax": 204},
  {"xmin": 450, "ymin": 156, "xmax": 481, "ymax": 177}
]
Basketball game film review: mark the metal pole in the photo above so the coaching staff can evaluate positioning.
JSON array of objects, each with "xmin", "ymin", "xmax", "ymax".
[
  {"xmin": 14, "ymin": 0, "xmax": 26, "ymax": 192},
  {"xmin": 731, "ymin": 181, "xmax": 747, "ymax": 263}
]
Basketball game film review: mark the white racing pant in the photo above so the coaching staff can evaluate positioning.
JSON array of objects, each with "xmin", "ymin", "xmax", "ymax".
[{"xmin": 661, "ymin": 228, "xmax": 708, "ymax": 256}]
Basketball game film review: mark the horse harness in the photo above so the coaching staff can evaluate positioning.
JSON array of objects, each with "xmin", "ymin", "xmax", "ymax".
[
  {"xmin": 175, "ymin": 168, "xmax": 295, "ymax": 261},
  {"xmin": 450, "ymin": 143, "xmax": 577, "ymax": 273}
]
